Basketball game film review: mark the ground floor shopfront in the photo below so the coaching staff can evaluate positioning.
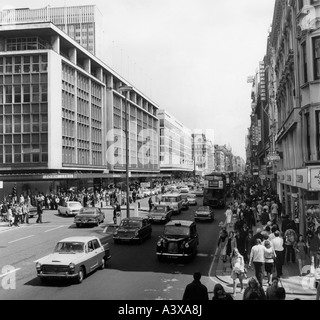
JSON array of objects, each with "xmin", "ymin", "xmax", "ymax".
[
  {"xmin": 0, "ymin": 172, "xmax": 172, "ymax": 200},
  {"xmin": 277, "ymin": 167, "xmax": 320, "ymax": 237}
]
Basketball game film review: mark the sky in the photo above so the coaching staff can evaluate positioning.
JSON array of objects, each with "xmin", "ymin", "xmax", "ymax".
[{"xmin": 2, "ymin": 0, "xmax": 276, "ymax": 159}]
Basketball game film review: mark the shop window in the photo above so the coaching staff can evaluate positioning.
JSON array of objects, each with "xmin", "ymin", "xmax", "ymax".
[{"xmin": 313, "ymin": 37, "xmax": 320, "ymax": 80}]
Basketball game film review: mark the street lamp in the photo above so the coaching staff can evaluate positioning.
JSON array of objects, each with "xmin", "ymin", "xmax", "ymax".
[{"xmin": 118, "ymin": 85, "xmax": 133, "ymax": 218}]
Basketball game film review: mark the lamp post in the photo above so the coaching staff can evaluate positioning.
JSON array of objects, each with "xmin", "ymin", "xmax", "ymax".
[{"xmin": 118, "ymin": 85, "xmax": 133, "ymax": 218}]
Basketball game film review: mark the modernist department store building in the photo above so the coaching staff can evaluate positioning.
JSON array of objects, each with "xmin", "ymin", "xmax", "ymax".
[{"xmin": 0, "ymin": 22, "xmax": 162, "ymax": 197}]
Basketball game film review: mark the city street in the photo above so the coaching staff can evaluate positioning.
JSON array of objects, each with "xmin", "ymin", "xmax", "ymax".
[{"xmin": 0, "ymin": 197, "xmax": 222, "ymax": 300}]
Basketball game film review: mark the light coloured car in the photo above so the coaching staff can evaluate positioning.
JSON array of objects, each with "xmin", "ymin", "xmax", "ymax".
[
  {"xmin": 58, "ymin": 201, "xmax": 83, "ymax": 217},
  {"xmin": 187, "ymin": 194, "xmax": 197, "ymax": 206},
  {"xmin": 194, "ymin": 206, "xmax": 214, "ymax": 222},
  {"xmin": 35, "ymin": 236, "xmax": 111, "ymax": 284}
]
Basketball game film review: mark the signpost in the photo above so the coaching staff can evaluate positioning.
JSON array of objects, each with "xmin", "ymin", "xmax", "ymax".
[{"xmin": 267, "ymin": 153, "xmax": 280, "ymax": 161}]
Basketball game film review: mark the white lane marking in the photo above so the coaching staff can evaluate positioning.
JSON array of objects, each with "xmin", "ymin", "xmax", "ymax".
[
  {"xmin": 8, "ymin": 235, "xmax": 34, "ymax": 244},
  {"xmin": 44, "ymin": 225, "xmax": 66, "ymax": 233},
  {"xmin": 0, "ymin": 268, "xmax": 21, "ymax": 278}
]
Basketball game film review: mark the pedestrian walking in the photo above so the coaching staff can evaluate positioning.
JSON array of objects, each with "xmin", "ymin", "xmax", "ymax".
[
  {"xmin": 263, "ymin": 240, "xmax": 276, "ymax": 286},
  {"xmin": 249, "ymin": 238, "xmax": 266, "ymax": 288},
  {"xmin": 36, "ymin": 201, "xmax": 43, "ymax": 223},
  {"xmin": 230, "ymin": 248, "xmax": 245, "ymax": 297},
  {"xmin": 148, "ymin": 196, "xmax": 153, "ymax": 212},
  {"xmin": 225, "ymin": 206, "xmax": 233, "ymax": 228},
  {"xmin": 271, "ymin": 231, "xmax": 284, "ymax": 278},
  {"xmin": 295, "ymin": 234, "xmax": 308, "ymax": 276},
  {"xmin": 182, "ymin": 272, "xmax": 209, "ymax": 300},
  {"xmin": 7, "ymin": 205, "xmax": 13, "ymax": 227}
]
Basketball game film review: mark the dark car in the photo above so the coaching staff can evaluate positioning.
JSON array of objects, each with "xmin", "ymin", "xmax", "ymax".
[
  {"xmin": 194, "ymin": 206, "xmax": 214, "ymax": 222},
  {"xmin": 156, "ymin": 220, "xmax": 199, "ymax": 261},
  {"xmin": 147, "ymin": 205, "xmax": 173, "ymax": 223},
  {"xmin": 74, "ymin": 207, "xmax": 105, "ymax": 227},
  {"xmin": 113, "ymin": 217, "xmax": 152, "ymax": 244}
]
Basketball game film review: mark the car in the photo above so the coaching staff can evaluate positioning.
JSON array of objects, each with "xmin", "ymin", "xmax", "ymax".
[
  {"xmin": 35, "ymin": 236, "xmax": 111, "ymax": 284},
  {"xmin": 58, "ymin": 201, "xmax": 83, "ymax": 217},
  {"xmin": 74, "ymin": 207, "xmax": 105, "ymax": 227},
  {"xmin": 159, "ymin": 193, "xmax": 183, "ymax": 215},
  {"xmin": 156, "ymin": 220, "xmax": 199, "ymax": 262},
  {"xmin": 27, "ymin": 204, "xmax": 38, "ymax": 218},
  {"xmin": 194, "ymin": 206, "xmax": 214, "ymax": 222},
  {"xmin": 191, "ymin": 188, "xmax": 204, "ymax": 197},
  {"xmin": 179, "ymin": 193, "xmax": 190, "ymax": 210},
  {"xmin": 113, "ymin": 217, "xmax": 152, "ymax": 244},
  {"xmin": 180, "ymin": 187, "xmax": 189, "ymax": 194},
  {"xmin": 187, "ymin": 194, "xmax": 197, "ymax": 206},
  {"xmin": 147, "ymin": 205, "xmax": 173, "ymax": 223}
]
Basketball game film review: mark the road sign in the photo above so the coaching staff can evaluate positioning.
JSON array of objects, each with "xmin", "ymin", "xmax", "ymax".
[{"xmin": 267, "ymin": 155, "xmax": 280, "ymax": 161}]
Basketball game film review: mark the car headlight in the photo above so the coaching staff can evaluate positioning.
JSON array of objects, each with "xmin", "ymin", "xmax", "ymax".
[
  {"xmin": 184, "ymin": 242, "xmax": 189, "ymax": 248},
  {"xmin": 113, "ymin": 231, "xmax": 118, "ymax": 236},
  {"xmin": 135, "ymin": 231, "xmax": 139, "ymax": 236},
  {"xmin": 69, "ymin": 263, "xmax": 75, "ymax": 271},
  {"xmin": 35, "ymin": 262, "xmax": 42, "ymax": 270}
]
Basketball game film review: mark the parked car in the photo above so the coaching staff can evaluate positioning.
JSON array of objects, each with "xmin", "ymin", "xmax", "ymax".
[
  {"xmin": 74, "ymin": 207, "xmax": 105, "ymax": 227},
  {"xmin": 156, "ymin": 220, "xmax": 199, "ymax": 261},
  {"xmin": 35, "ymin": 236, "xmax": 111, "ymax": 284},
  {"xmin": 113, "ymin": 217, "xmax": 152, "ymax": 244},
  {"xmin": 194, "ymin": 206, "xmax": 214, "ymax": 222},
  {"xmin": 27, "ymin": 204, "xmax": 38, "ymax": 218},
  {"xmin": 187, "ymin": 194, "xmax": 197, "ymax": 206},
  {"xmin": 58, "ymin": 201, "xmax": 83, "ymax": 217},
  {"xmin": 147, "ymin": 205, "xmax": 173, "ymax": 223}
]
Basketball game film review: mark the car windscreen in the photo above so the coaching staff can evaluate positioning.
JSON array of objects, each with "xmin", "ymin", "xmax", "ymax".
[
  {"xmin": 164, "ymin": 226, "xmax": 190, "ymax": 236},
  {"xmin": 54, "ymin": 242, "xmax": 84, "ymax": 253},
  {"xmin": 162, "ymin": 197, "xmax": 178, "ymax": 203},
  {"xmin": 153, "ymin": 207, "xmax": 166, "ymax": 213},
  {"xmin": 120, "ymin": 220, "xmax": 142, "ymax": 228},
  {"xmin": 204, "ymin": 189, "xmax": 224, "ymax": 197},
  {"xmin": 197, "ymin": 206, "xmax": 209, "ymax": 212}
]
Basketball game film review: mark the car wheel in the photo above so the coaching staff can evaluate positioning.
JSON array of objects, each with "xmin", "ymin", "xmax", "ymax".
[
  {"xmin": 65, "ymin": 212, "xmax": 69, "ymax": 217},
  {"xmin": 76, "ymin": 266, "xmax": 85, "ymax": 284},
  {"xmin": 76, "ymin": 223, "xmax": 81, "ymax": 228},
  {"xmin": 99, "ymin": 258, "xmax": 106, "ymax": 270},
  {"xmin": 58, "ymin": 209, "xmax": 61, "ymax": 215},
  {"xmin": 114, "ymin": 239, "xmax": 119, "ymax": 244}
]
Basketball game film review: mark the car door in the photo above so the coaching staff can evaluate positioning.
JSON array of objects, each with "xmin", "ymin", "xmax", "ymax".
[
  {"xmin": 86, "ymin": 240, "xmax": 98, "ymax": 271},
  {"xmin": 92, "ymin": 239, "xmax": 104, "ymax": 268}
]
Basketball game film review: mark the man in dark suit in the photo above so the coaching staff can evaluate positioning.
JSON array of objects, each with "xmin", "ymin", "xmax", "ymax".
[
  {"xmin": 36, "ymin": 201, "xmax": 43, "ymax": 223},
  {"xmin": 182, "ymin": 272, "xmax": 209, "ymax": 300}
]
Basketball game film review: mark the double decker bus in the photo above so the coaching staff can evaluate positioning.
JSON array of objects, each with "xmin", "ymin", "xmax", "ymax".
[{"xmin": 203, "ymin": 172, "xmax": 227, "ymax": 208}]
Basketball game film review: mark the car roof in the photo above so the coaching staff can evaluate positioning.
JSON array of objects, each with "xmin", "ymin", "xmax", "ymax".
[
  {"xmin": 58, "ymin": 236, "xmax": 97, "ymax": 243},
  {"xmin": 165, "ymin": 220, "xmax": 194, "ymax": 227},
  {"xmin": 67, "ymin": 201, "xmax": 82, "ymax": 204},
  {"xmin": 161, "ymin": 193, "xmax": 181, "ymax": 197}
]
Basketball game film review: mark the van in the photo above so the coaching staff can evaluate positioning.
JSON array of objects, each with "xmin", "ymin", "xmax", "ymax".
[{"xmin": 160, "ymin": 193, "xmax": 183, "ymax": 214}]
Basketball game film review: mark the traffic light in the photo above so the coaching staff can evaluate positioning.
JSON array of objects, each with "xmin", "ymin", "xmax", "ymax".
[{"xmin": 12, "ymin": 185, "xmax": 17, "ymax": 198}]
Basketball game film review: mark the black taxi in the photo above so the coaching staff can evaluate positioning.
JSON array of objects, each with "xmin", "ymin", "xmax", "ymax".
[{"xmin": 156, "ymin": 220, "xmax": 199, "ymax": 261}]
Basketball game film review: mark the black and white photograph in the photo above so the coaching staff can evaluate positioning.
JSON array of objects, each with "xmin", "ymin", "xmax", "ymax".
[{"xmin": 0, "ymin": 0, "xmax": 320, "ymax": 307}]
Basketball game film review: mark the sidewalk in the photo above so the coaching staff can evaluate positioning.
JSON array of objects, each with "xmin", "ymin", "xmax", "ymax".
[
  {"xmin": 212, "ymin": 219, "xmax": 318, "ymax": 298},
  {"xmin": 0, "ymin": 198, "xmax": 151, "ymax": 233}
]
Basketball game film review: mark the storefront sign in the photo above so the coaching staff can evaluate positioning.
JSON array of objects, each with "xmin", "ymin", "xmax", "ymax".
[
  {"xmin": 295, "ymin": 169, "xmax": 308, "ymax": 189},
  {"xmin": 43, "ymin": 174, "xmax": 74, "ymax": 179},
  {"xmin": 310, "ymin": 168, "xmax": 320, "ymax": 190}
]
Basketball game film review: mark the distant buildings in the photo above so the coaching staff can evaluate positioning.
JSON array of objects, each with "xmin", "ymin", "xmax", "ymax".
[
  {"xmin": 0, "ymin": 5, "xmax": 244, "ymax": 196},
  {"xmin": 246, "ymin": 0, "xmax": 320, "ymax": 236}
]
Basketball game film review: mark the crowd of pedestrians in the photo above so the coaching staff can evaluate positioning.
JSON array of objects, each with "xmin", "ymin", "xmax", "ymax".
[{"xmin": 215, "ymin": 180, "xmax": 320, "ymax": 300}]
